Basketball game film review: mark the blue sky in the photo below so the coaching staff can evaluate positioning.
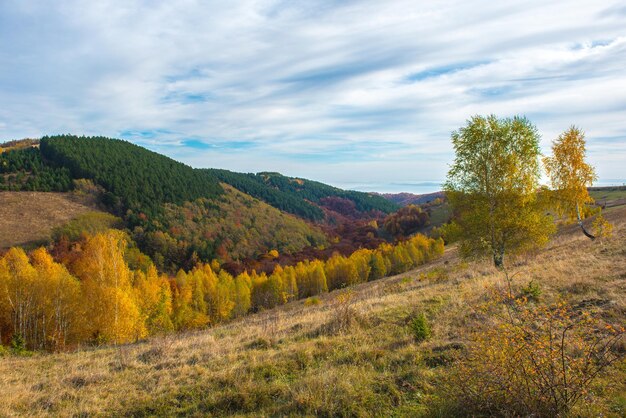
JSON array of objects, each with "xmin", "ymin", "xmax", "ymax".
[{"xmin": 1, "ymin": 1, "xmax": 625, "ymax": 193}]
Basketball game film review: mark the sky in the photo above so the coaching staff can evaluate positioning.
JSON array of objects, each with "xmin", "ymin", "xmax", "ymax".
[{"xmin": 1, "ymin": 0, "xmax": 625, "ymax": 193}]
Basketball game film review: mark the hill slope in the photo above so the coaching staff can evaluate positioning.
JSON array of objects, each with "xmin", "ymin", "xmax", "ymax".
[
  {"xmin": 2, "ymin": 206, "xmax": 624, "ymax": 416},
  {"xmin": 0, "ymin": 192, "xmax": 105, "ymax": 249},
  {"xmin": 147, "ymin": 184, "xmax": 327, "ymax": 270},
  {"xmin": 382, "ymin": 191, "xmax": 445, "ymax": 206},
  {"xmin": 206, "ymin": 169, "xmax": 399, "ymax": 221},
  {"xmin": 40, "ymin": 135, "xmax": 224, "ymax": 218},
  {"xmin": 2, "ymin": 136, "xmax": 402, "ymax": 268}
]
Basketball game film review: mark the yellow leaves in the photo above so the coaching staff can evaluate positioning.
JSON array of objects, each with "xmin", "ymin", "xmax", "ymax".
[
  {"xmin": 134, "ymin": 266, "xmax": 174, "ymax": 335},
  {"xmin": 324, "ymin": 254, "xmax": 359, "ymax": 290},
  {"xmin": 544, "ymin": 126, "xmax": 597, "ymax": 219},
  {"xmin": 543, "ymin": 126, "xmax": 615, "ymax": 240},
  {"xmin": 1, "ymin": 225, "xmax": 446, "ymax": 350},
  {"xmin": 453, "ymin": 293, "xmax": 624, "ymax": 415},
  {"xmin": 232, "ymin": 273, "xmax": 252, "ymax": 317},
  {"xmin": 72, "ymin": 231, "xmax": 145, "ymax": 344},
  {"xmin": 592, "ymin": 214, "xmax": 613, "ymax": 238},
  {"xmin": 0, "ymin": 247, "xmax": 82, "ymax": 350},
  {"xmin": 82, "ymin": 283, "xmax": 146, "ymax": 343},
  {"xmin": 215, "ymin": 271, "xmax": 235, "ymax": 321}
]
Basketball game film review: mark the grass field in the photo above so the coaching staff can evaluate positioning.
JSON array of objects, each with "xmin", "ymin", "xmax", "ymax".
[
  {"xmin": 0, "ymin": 192, "xmax": 99, "ymax": 249},
  {"xmin": 1, "ymin": 206, "xmax": 624, "ymax": 417},
  {"xmin": 590, "ymin": 186, "xmax": 626, "ymax": 208}
]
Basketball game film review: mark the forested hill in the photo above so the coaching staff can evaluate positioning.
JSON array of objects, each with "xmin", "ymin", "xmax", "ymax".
[
  {"xmin": 39, "ymin": 135, "xmax": 223, "ymax": 218},
  {"xmin": 1, "ymin": 135, "xmax": 399, "ymax": 270},
  {"xmin": 3, "ymin": 136, "xmax": 397, "ymax": 222},
  {"xmin": 382, "ymin": 191, "xmax": 445, "ymax": 206},
  {"xmin": 206, "ymin": 169, "xmax": 399, "ymax": 220},
  {"xmin": 205, "ymin": 169, "xmax": 325, "ymax": 220}
]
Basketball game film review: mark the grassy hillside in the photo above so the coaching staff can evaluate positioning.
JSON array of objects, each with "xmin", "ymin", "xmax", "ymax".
[
  {"xmin": 0, "ymin": 138, "xmax": 40, "ymax": 153},
  {"xmin": 0, "ymin": 192, "xmax": 105, "ymax": 249},
  {"xmin": 2, "ymin": 206, "xmax": 624, "ymax": 416},
  {"xmin": 590, "ymin": 186, "xmax": 626, "ymax": 208}
]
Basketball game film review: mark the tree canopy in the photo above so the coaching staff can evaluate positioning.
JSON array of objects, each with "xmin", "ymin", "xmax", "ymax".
[
  {"xmin": 543, "ymin": 126, "xmax": 603, "ymax": 239},
  {"xmin": 444, "ymin": 115, "xmax": 554, "ymax": 268},
  {"xmin": 40, "ymin": 135, "xmax": 224, "ymax": 219}
]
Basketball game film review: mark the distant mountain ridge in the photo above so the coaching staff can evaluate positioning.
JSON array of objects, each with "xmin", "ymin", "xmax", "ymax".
[
  {"xmin": 206, "ymin": 168, "xmax": 398, "ymax": 221},
  {"xmin": 380, "ymin": 191, "xmax": 445, "ymax": 206}
]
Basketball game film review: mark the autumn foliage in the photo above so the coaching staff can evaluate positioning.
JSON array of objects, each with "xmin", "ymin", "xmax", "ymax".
[
  {"xmin": 451, "ymin": 284, "xmax": 624, "ymax": 416},
  {"xmin": 383, "ymin": 205, "xmax": 429, "ymax": 238},
  {"xmin": 0, "ymin": 230, "xmax": 443, "ymax": 351}
]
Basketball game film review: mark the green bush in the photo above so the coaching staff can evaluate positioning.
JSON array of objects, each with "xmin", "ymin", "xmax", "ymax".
[
  {"xmin": 10, "ymin": 334, "xmax": 25, "ymax": 354},
  {"xmin": 410, "ymin": 313, "xmax": 431, "ymax": 342},
  {"xmin": 52, "ymin": 211, "xmax": 123, "ymax": 242},
  {"xmin": 519, "ymin": 280, "xmax": 542, "ymax": 302}
]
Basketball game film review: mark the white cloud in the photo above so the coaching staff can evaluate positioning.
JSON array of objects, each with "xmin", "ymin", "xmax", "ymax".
[{"xmin": 0, "ymin": 0, "xmax": 625, "ymax": 192}]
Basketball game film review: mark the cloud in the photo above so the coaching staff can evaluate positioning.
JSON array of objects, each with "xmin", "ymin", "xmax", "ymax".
[{"xmin": 0, "ymin": 0, "xmax": 625, "ymax": 192}]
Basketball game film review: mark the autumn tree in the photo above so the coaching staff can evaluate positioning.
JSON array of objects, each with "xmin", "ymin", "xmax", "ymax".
[
  {"xmin": 0, "ymin": 247, "xmax": 81, "ymax": 350},
  {"xmin": 232, "ymin": 272, "xmax": 251, "ymax": 317},
  {"xmin": 214, "ymin": 270, "xmax": 235, "ymax": 321},
  {"xmin": 72, "ymin": 231, "xmax": 145, "ymax": 344},
  {"xmin": 0, "ymin": 248, "xmax": 38, "ymax": 348},
  {"xmin": 543, "ymin": 126, "xmax": 609, "ymax": 239},
  {"xmin": 134, "ymin": 265, "xmax": 174, "ymax": 335},
  {"xmin": 383, "ymin": 205, "xmax": 429, "ymax": 238},
  {"xmin": 324, "ymin": 254, "xmax": 359, "ymax": 290},
  {"xmin": 296, "ymin": 261, "xmax": 328, "ymax": 298},
  {"xmin": 279, "ymin": 265, "xmax": 298, "ymax": 301},
  {"xmin": 349, "ymin": 249, "xmax": 372, "ymax": 283},
  {"xmin": 171, "ymin": 270, "xmax": 195, "ymax": 330},
  {"xmin": 30, "ymin": 248, "xmax": 81, "ymax": 349},
  {"xmin": 390, "ymin": 245, "xmax": 412, "ymax": 274},
  {"xmin": 368, "ymin": 252, "xmax": 387, "ymax": 281},
  {"xmin": 444, "ymin": 115, "xmax": 554, "ymax": 268},
  {"xmin": 251, "ymin": 272, "xmax": 284, "ymax": 310}
]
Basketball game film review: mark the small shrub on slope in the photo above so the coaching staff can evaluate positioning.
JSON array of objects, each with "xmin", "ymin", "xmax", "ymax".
[
  {"xmin": 449, "ymin": 284, "xmax": 625, "ymax": 417},
  {"xmin": 409, "ymin": 313, "xmax": 431, "ymax": 342}
]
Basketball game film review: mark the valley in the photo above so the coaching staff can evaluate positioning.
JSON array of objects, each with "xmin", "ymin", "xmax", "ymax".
[{"xmin": 1, "ymin": 205, "xmax": 624, "ymax": 416}]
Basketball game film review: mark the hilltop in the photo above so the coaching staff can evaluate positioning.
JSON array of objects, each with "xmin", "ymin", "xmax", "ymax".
[{"xmin": 1, "ymin": 204, "xmax": 624, "ymax": 417}]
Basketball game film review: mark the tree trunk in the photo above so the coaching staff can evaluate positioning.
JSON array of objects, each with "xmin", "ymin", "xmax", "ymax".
[
  {"xmin": 493, "ymin": 247, "xmax": 505, "ymax": 269},
  {"xmin": 576, "ymin": 203, "xmax": 595, "ymax": 240}
]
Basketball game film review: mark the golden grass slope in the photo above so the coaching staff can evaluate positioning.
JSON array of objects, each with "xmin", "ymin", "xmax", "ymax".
[
  {"xmin": 1, "ymin": 206, "xmax": 625, "ymax": 417},
  {"xmin": 0, "ymin": 192, "xmax": 100, "ymax": 249}
]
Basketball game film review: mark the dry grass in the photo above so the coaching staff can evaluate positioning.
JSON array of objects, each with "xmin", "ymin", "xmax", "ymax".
[
  {"xmin": 1, "ymin": 207, "xmax": 625, "ymax": 417},
  {"xmin": 0, "ymin": 192, "xmax": 99, "ymax": 249}
]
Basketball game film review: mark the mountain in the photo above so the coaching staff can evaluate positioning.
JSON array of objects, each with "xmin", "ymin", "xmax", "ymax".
[
  {"xmin": 381, "ymin": 191, "xmax": 445, "ymax": 206},
  {"xmin": 0, "ymin": 135, "xmax": 399, "ymax": 271}
]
